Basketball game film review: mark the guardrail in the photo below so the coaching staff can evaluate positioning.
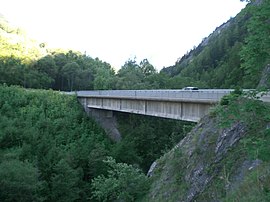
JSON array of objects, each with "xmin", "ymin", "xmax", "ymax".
[
  {"xmin": 76, "ymin": 89, "xmax": 233, "ymax": 100},
  {"xmin": 76, "ymin": 89, "xmax": 270, "ymax": 103}
]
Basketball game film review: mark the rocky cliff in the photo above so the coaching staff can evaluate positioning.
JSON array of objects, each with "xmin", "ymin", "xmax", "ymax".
[
  {"xmin": 144, "ymin": 93, "xmax": 270, "ymax": 201},
  {"xmin": 258, "ymin": 64, "xmax": 270, "ymax": 89}
]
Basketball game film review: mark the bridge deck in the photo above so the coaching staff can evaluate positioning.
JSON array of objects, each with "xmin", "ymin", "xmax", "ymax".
[{"xmin": 77, "ymin": 90, "xmax": 270, "ymax": 122}]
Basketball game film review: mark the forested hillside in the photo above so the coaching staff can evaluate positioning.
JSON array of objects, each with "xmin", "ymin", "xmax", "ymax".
[
  {"xmin": 0, "ymin": 85, "xmax": 192, "ymax": 201},
  {"xmin": 0, "ymin": 85, "xmax": 114, "ymax": 201},
  {"xmin": 0, "ymin": 13, "xmax": 165, "ymax": 91},
  {"xmin": 0, "ymin": 14, "xmax": 115, "ymax": 91},
  {"xmin": 1, "ymin": 1, "xmax": 269, "ymax": 90},
  {"xmin": 161, "ymin": 0, "xmax": 270, "ymax": 89}
]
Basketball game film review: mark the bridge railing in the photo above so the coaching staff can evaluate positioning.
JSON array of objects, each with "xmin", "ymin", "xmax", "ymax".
[{"xmin": 76, "ymin": 89, "xmax": 234, "ymax": 101}]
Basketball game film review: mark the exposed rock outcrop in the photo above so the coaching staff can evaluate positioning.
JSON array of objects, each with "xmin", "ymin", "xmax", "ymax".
[
  {"xmin": 145, "ymin": 110, "xmax": 267, "ymax": 201},
  {"xmin": 257, "ymin": 64, "xmax": 270, "ymax": 89}
]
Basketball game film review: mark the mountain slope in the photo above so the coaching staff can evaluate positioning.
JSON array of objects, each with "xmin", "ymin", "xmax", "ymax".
[
  {"xmin": 161, "ymin": 0, "xmax": 270, "ymax": 89},
  {"xmin": 144, "ymin": 92, "xmax": 270, "ymax": 201},
  {"xmin": 0, "ymin": 85, "xmax": 115, "ymax": 201}
]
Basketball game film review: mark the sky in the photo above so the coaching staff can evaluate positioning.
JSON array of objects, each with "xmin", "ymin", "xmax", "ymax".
[{"xmin": 1, "ymin": 0, "xmax": 247, "ymax": 71}]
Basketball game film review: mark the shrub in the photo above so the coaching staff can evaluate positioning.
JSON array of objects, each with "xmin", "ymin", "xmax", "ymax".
[{"xmin": 91, "ymin": 157, "xmax": 149, "ymax": 202}]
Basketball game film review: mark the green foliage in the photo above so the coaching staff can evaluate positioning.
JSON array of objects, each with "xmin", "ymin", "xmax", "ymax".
[
  {"xmin": 161, "ymin": 13, "xmax": 248, "ymax": 88},
  {"xmin": 0, "ymin": 16, "xmax": 167, "ymax": 91},
  {"xmin": 141, "ymin": 147, "xmax": 191, "ymax": 202},
  {"xmin": 221, "ymin": 163, "xmax": 270, "ymax": 202},
  {"xmin": 1, "ymin": 2, "xmax": 269, "ymax": 91},
  {"xmin": 214, "ymin": 89, "xmax": 270, "ymax": 164},
  {"xmin": 168, "ymin": 87, "xmax": 270, "ymax": 202},
  {"xmin": 146, "ymin": 89, "xmax": 270, "ymax": 202},
  {"xmin": 91, "ymin": 157, "xmax": 150, "ymax": 202},
  {"xmin": 140, "ymin": 58, "xmax": 156, "ymax": 76},
  {"xmin": 114, "ymin": 112, "xmax": 194, "ymax": 172},
  {"xmin": 94, "ymin": 67, "xmax": 115, "ymax": 90},
  {"xmin": 49, "ymin": 159, "xmax": 81, "ymax": 202},
  {"xmin": 115, "ymin": 58, "xmax": 166, "ymax": 89},
  {"xmin": 1, "ymin": 3, "xmax": 269, "ymax": 200},
  {"xmin": 216, "ymin": 89, "xmax": 269, "ymax": 125},
  {"xmin": 0, "ymin": 159, "xmax": 40, "ymax": 202},
  {"xmin": 0, "ymin": 15, "xmax": 117, "ymax": 91},
  {"xmin": 161, "ymin": 2, "xmax": 269, "ymax": 89},
  {"xmin": 220, "ymin": 88, "xmax": 243, "ymax": 106},
  {"xmin": 240, "ymin": 0, "xmax": 270, "ymax": 87},
  {"xmin": 116, "ymin": 59, "xmax": 146, "ymax": 90},
  {"xmin": 0, "ymin": 85, "xmax": 114, "ymax": 201},
  {"xmin": 0, "ymin": 86, "xmax": 194, "ymax": 201}
]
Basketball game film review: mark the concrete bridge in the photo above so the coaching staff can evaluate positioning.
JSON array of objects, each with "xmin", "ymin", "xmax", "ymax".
[
  {"xmin": 77, "ymin": 89, "xmax": 233, "ymax": 122},
  {"xmin": 76, "ymin": 89, "xmax": 270, "ymax": 141}
]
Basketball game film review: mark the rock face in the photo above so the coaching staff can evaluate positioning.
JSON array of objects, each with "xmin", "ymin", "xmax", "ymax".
[
  {"xmin": 145, "ymin": 113, "xmax": 265, "ymax": 202},
  {"xmin": 257, "ymin": 64, "xmax": 270, "ymax": 89}
]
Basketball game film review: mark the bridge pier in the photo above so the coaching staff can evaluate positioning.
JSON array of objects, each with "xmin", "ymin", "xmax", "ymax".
[{"xmin": 79, "ymin": 98, "xmax": 121, "ymax": 142}]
